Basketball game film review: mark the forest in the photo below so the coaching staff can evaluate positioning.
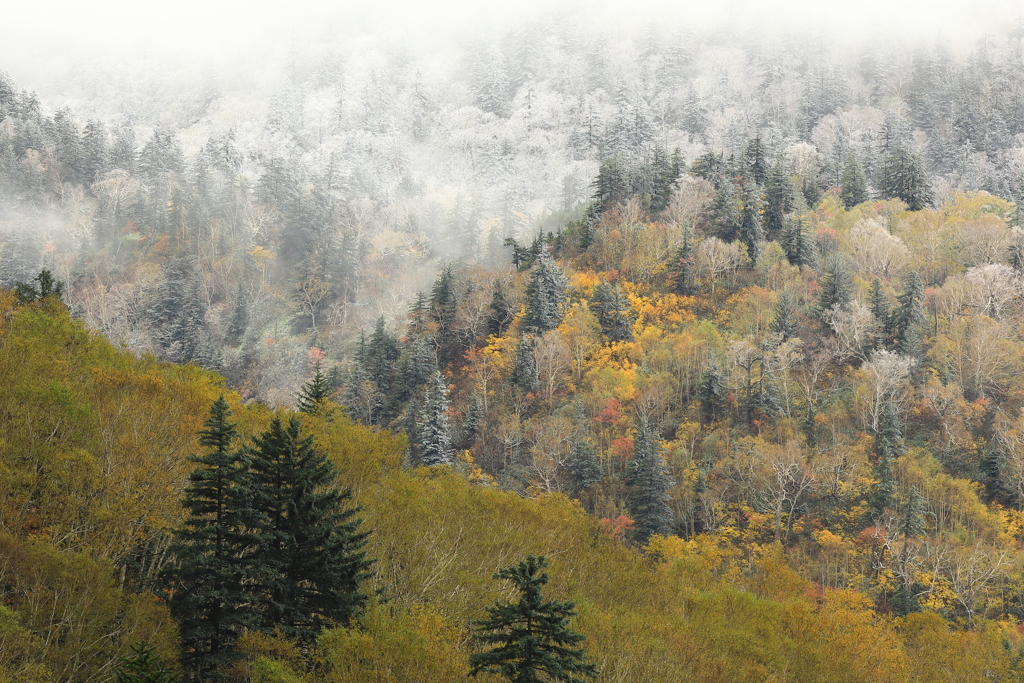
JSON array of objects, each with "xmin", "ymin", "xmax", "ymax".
[{"xmin": 4, "ymin": 11, "xmax": 1024, "ymax": 683}]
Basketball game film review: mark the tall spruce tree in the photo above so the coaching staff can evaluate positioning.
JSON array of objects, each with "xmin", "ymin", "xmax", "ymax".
[
  {"xmin": 365, "ymin": 316, "xmax": 400, "ymax": 396},
  {"xmin": 839, "ymin": 155, "xmax": 869, "ymax": 209},
  {"xmin": 417, "ymin": 370, "xmax": 454, "ymax": 466},
  {"xmin": 698, "ymin": 363, "xmax": 727, "ymax": 425},
  {"xmin": 626, "ymin": 417, "xmax": 675, "ymax": 544},
  {"xmin": 892, "ymin": 485, "xmax": 928, "ymax": 616},
  {"xmin": 297, "ymin": 360, "xmax": 334, "ymax": 414},
  {"xmin": 891, "ymin": 271, "xmax": 926, "ymax": 359},
  {"xmin": 14, "ymin": 269, "xmax": 65, "ymax": 304},
  {"xmin": 470, "ymin": 555, "xmax": 598, "ymax": 683},
  {"xmin": 817, "ymin": 254, "xmax": 854, "ymax": 316},
  {"xmin": 523, "ymin": 249, "xmax": 567, "ymax": 333},
  {"xmin": 900, "ymin": 486, "xmax": 927, "ymax": 539},
  {"xmin": 867, "ymin": 277, "xmax": 892, "ymax": 349},
  {"xmin": 780, "ymin": 216, "xmax": 815, "ymax": 267},
  {"xmin": 510, "ymin": 335, "xmax": 539, "ymax": 395},
  {"xmin": 763, "ymin": 158, "xmax": 794, "ymax": 239},
  {"xmin": 590, "ymin": 280, "xmax": 634, "ymax": 342},
  {"xmin": 871, "ymin": 402, "xmax": 904, "ymax": 516},
  {"xmin": 114, "ymin": 642, "xmax": 179, "ymax": 683},
  {"xmin": 564, "ymin": 440, "xmax": 603, "ymax": 496},
  {"xmin": 880, "ymin": 147, "xmax": 934, "ymax": 211},
  {"xmin": 668, "ymin": 227, "xmax": 696, "ymax": 296},
  {"xmin": 164, "ymin": 397, "xmax": 257, "ymax": 680},
  {"xmin": 737, "ymin": 180, "xmax": 766, "ymax": 260},
  {"xmin": 770, "ymin": 291, "xmax": 799, "ymax": 341},
  {"xmin": 430, "ymin": 266, "xmax": 461, "ymax": 368},
  {"xmin": 460, "ymin": 391, "xmax": 483, "ymax": 449},
  {"xmin": 248, "ymin": 416, "xmax": 373, "ymax": 641}
]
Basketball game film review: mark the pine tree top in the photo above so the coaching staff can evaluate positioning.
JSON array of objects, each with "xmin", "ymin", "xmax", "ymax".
[{"xmin": 470, "ymin": 555, "xmax": 598, "ymax": 683}]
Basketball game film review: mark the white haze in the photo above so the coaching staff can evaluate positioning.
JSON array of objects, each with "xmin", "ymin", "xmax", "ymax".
[{"xmin": 2, "ymin": 0, "xmax": 1020, "ymax": 90}]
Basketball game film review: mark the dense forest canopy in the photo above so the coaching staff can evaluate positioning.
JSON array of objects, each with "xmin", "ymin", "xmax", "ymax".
[
  {"xmin": 7, "ymin": 5, "xmax": 1024, "ymax": 682},
  {"xmin": 2, "ymin": 16, "xmax": 1024, "ymax": 401}
]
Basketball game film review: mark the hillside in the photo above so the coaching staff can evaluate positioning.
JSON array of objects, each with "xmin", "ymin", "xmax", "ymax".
[{"xmin": 2, "ymin": 256, "xmax": 1024, "ymax": 680}]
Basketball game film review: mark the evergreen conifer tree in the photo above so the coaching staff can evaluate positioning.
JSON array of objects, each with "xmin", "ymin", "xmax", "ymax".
[
  {"xmin": 114, "ymin": 642, "xmax": 179, "ymax": 683},
  {"xmin": 590, "ymin": 280, "xmax": 634, "ymax": 342},
  {"xmin": 365, "ymin": 317, "xmax": 400, "ymax": 395},
  {"xmin": 523, "ymin": 250, "xmax": 567, "ymax": 333},
  {"xmin": 626, "ymin": 417, "xmax": 675, "ymax": 544},
  {"xmin": 892, "ymin": 271, "xmax": 926, "ymax": 359},
  {"xmin": 817, "ymin": 254, "xmax": 854, "ymax": 316},
  {"xmin": 460, "ymin": 391, "xmax": 483, "ymax": 449},
  {"xmin": 744, "ymin": 134, "xmax": 769, "ymax": 185},
  {"xmin": 900, "ymin": 486, "xmax": 927, "ymax": 539},
  {"xmin": 839, "ymin": 155, "xmax": 869, "ymax": 209},
  {"xmin": 880, "ymin": 147, "xmax": 934, "ymax": 211},
  {"xmin": 763, "ymin": 158, "xmax": 794, "ymax": 239},
  {"xmin": 297, "ymin": 360, "xmax": 334, "ymax": 414},
  {"xmin": 164, "ymin": 397, "xmax": 257, "ymax": 679},
  {"xmin": 487, "ymin": 286, "xmax": 515, "ymax": 337},
  {"xmin": 417, "ymin": 370, "xmax": 454, "ymax": 466},
  {"xmin": 780, "ymin": 217, "xmax": 815, "ymax": 267},
  {"xmin": 868, "ymin": 277, "xmax": 892, "ymax": 349},
  {"xmin": 430, "ymin": 266, "xmax": 461, "ymax": 367},
  {"xmin": 591, "ymin": 155, "xmax": 628, "ymax": 211},
  {"xmin": 248, "ymin": 417, "xmax": 373, "ymax": 641},
  {"xmin": 737, "ymin": 181, "xmax": 765, "ymax": 261},
  {"xmin": 668, "ymin": 228, "xmax": 696, "ymax": 296},
  {"xmin": 14, "ymin": 269, "xmax": 65, "ymax": 304},
  {"xmin": 342, "ymin": 334, "xmax": 380, "ymax": 424},
  {"xmin": 510, "ymin": 335, "xmax": 539, "ymax": 395},
  {"xmin": 697, "ymin": 363, "xmax": 727, "ymax": 425},
  {"xmin": 469, "ymin": 555, "xmax": 598, "ymax": 683},
  {"xmin": 770, "ymin": 291, "xmax": 799, "ymax": 341},
  {"xmin": 892, "ymin": 485, "xmax": 927, "ymax": 617},
  {"xmin": 564, "ymin": 441, "xmax": 603, "ymax": 496},
  {"xmin": 871, "ymin": 402, "xmax": 904, "ymax": 516}
]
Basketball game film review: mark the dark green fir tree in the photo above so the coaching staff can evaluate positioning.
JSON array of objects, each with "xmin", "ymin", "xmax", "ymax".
[
  {"xmin": 668, "ymin": 227, "xmax": 696, "ymax": 296},
  {"xmin": 780, "ymin": 216, "xmax": 815, "ymax": 268},
  {"xmin": 460, "ymin": 391, "xmax": 483, "ymax": 450},
  {"xmin": 891, "ymin": 271, "xmax": 926, "ymax": 360},
  {"xmin": 770, "ymin": 291, "xmax": 799, "ymax": 341},
  {"xmin": 867, "ymin": 277, "xmax": 892, "ymax": 349},
  {"xmin": 163, "ymin": 397, "xmax": 257, "ymax": 681},
  {"xmin": 297, "ymin": 360, "xmax": 334, "ymax": 414},
  {"xmin": 510, "ymin": 335, "xmax": 539, "ymax": 395},
  {"xmin": 114, "ymin": 642, "xmax": 179, "ymax": 683},
  {"xmin": 880, "ymin": 147, "xmax": 934, "ymax": 211},
  {"xmin": 522, "ymin": 250, "xmax": 567, "ymax": 333},
  {"xmin": 870, "ymin": 402, "xmax": 904, "ymax": 516},
  {"xmin": 590, "ymin": 280, "xmax": 634, "ymax": 342},
  {"xmin": 839, "ymin": 155, "xmax": 869, "ymax": 209},
  {"xmin": 697, "ymin": 363, "xmax": 728, "ymax": 426},
  {"xmin": 817, "ymin": 254, "xmax": 853, "ymax": 317},
  {"xmin": 469, "ymin": 555, "xmax": 598, "ymax": 683},
  {"xmin": 892, "ymin": 485, "xmax": 927, "ymax": 617},
  {"xmin": 763, "ymin": 157, "xmax": 794, "ymax": 239},
  {"xmin": 564, "ymin": 440, "xmax": 603, "ymax": 497},
  {"xmin": 417, "ymin": 370, "xmax": 454, "ymax": 466},
  {"xmin": 248, "ymin": 416, "xmax": 374, "ymax": 642},
  {"xmin": 14, "ymin": 269, "xmax": 65, "ymax": 305},
  {"xmin": 626, "ymin": 417, "xmax": 675, "ymax": 544}
]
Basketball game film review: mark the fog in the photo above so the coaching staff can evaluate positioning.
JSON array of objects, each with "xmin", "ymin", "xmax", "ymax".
[
  {"xmin": 4, "ymin": 0, "xmax": 1019, "ymax": 81},
  {"xmin": 2, "ymin": 0, "xmax": 1024, "ymax": 404}
]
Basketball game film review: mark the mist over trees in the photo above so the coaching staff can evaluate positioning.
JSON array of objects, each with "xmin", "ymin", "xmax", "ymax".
[{"xmin": 2, "ymin": 20, "xmax": 1024, "ymax": 404}]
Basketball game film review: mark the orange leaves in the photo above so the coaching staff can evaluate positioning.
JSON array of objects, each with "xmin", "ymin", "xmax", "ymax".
[
  {"xmin": 609, "ymin": 436, "xmax": 634, "ymax": 461},
  {"xmin": 599, "ymin": 515, "xmax": 634, "ymax": 540}
]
